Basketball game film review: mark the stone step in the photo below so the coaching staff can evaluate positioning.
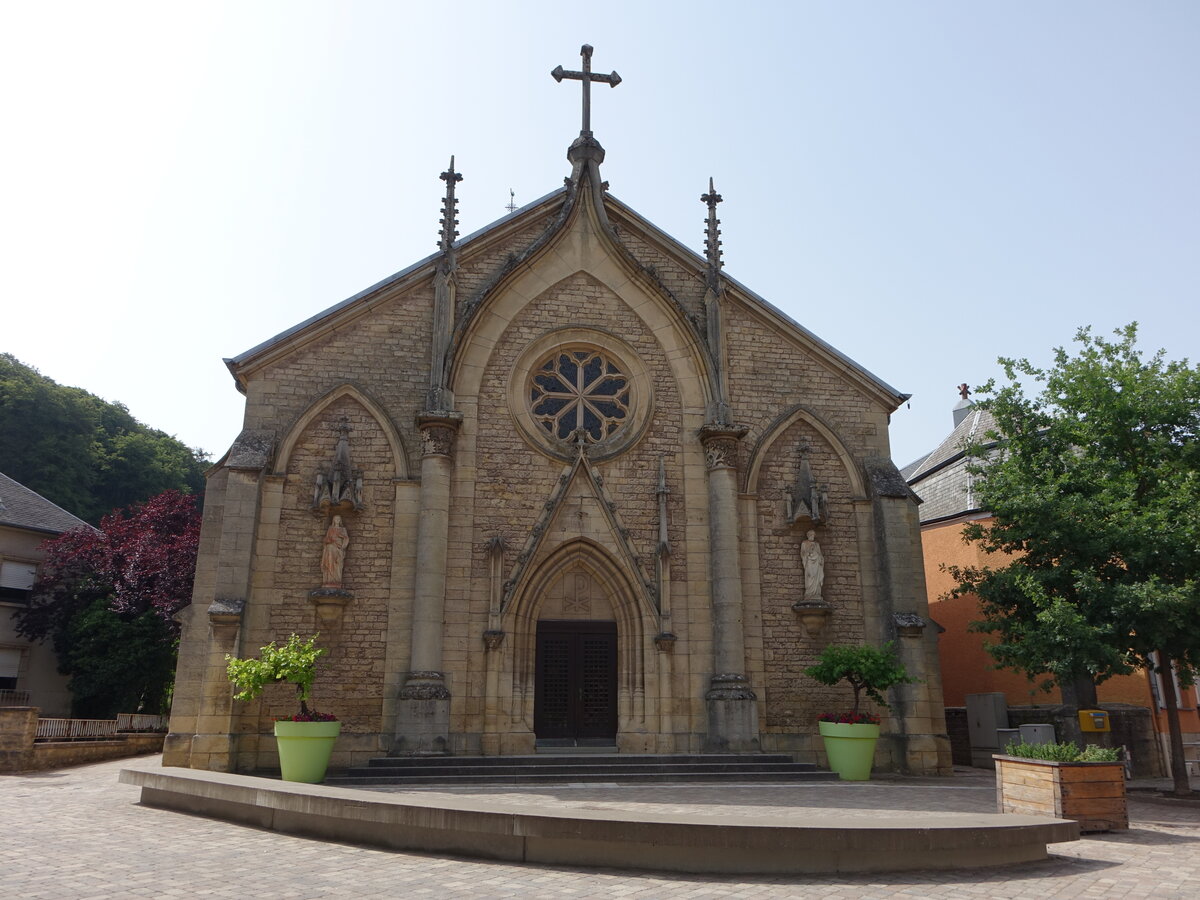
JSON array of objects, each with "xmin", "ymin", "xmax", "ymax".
[
  {"xmin": 325, "ymin": 769, "xmax": 839, "ymax": 786},
  {"xmin": 360, "ymin": 753, "xmax": 799, "ymax": 769},
  {"xmin": 338, "ymin": 762, "xmax": 824, "ymax": 779},
  {"xmin": 327, "ymin": 753, "xmax": 836, "ymax": 786}
]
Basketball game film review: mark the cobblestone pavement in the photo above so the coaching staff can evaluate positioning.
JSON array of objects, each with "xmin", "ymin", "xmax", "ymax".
[{"xmin": 3, "ymin": 757, "xmax": 1198, "ymax": 899}]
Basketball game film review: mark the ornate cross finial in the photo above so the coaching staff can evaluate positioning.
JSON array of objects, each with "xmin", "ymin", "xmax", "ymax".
[
  {"xmin": 958, "ymin": 383, "xmax": 970, "ymax": 401},
  {"xmin": 505, "ymin": 188, "xmax": 517, "ymax": 214},
  {"xmin": 552, "ymin": 44, "xmax": 621, "ymax": 136},
  {"xmin": 438, "ymin": 156, "xmax": 463, "ymax": 253},
  {"xmin": 702, "ymin": 177, "xmax": 723, "ymax": 276}
]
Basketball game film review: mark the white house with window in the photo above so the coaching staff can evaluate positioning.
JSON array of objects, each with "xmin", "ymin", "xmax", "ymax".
[{"xmin": 0, "ymin": 472, "xmax": 89, "ymax": 715}]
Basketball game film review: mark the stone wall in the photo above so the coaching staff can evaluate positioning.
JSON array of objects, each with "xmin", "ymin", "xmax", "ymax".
[{"xmin": 1, "ymin": 708, "xmax": 165, "ymax": 774}]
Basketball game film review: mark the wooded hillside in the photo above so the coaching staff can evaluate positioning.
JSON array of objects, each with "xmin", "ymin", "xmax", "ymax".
[{"xmin": 0, "ymin": 354, "xmax": 208, "ymax": 523}]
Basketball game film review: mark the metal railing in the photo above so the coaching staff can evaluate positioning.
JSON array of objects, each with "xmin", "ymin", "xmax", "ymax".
[
  {"xmin": 36, "ymin": 717, "xmax": 119, "ymax": 741},
  {"xmin": 0, "ymin": 689, "xmax": 32, "ymax": 707},
  {"xmin": 116, "ymin": 713, "xmax": 169, "ymax": 732}
]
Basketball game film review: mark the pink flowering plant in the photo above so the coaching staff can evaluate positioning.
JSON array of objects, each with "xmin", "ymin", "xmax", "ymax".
[
  {"xmin": 226, "ymin": 633, "xmax": 337, "ymax": 722},
  {"xmin": 804, "ymin": 643, "xmax": 915, "ymax": 724}
]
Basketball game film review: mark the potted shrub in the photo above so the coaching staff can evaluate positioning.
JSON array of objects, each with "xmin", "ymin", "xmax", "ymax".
[
  {"xmin": 994, "ymin": 740, "xmax": 1126, "ymax": 832},
  {"xmin": 803, "ymin": 643, "xmax": 914, "ymax": 780},
  {"xmin": 226, "ymin": 633, "xmax": 339, "ymax": 783}
]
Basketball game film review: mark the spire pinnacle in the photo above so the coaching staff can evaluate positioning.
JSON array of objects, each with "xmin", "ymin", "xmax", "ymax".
[
  {"xmin": 438, "ymin": 156, "xmax": 463, "ymax": 253},
  {"xmin": 701, "ymin": 177, "xmax": 723, "ymax": 281}
]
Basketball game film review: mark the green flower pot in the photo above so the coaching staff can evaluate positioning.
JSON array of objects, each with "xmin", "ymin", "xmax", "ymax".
[
  {"xmin": 818, "ymin": 721, "xmax": 880, "ymax": 781},
  {"xmin": 274, "ymin": 720, "xmax": 341, "ymax": 783}
]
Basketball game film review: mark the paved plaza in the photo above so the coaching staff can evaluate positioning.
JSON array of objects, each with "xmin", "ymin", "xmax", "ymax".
[{"xmin": 3, "ymin": 756, "xmax": 1198, "ymax": 899}]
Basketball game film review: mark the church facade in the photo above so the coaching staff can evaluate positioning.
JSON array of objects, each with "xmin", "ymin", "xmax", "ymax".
[{"xmin": 165, "ymin": 50, "xmax": 951, "ymax": 776}]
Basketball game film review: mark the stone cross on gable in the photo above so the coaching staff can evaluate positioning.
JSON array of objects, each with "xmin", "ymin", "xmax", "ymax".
[{"xmin": 552, "ymin": 44, "xmax": 621, "ymax": 136}]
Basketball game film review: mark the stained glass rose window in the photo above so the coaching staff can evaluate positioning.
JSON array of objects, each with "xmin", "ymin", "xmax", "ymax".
[{"xmin": 529, "ymin": 348, "xmax": 630, "ymax": 443}]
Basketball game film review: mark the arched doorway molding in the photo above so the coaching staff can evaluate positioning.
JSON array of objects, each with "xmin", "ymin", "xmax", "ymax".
[{"xmin": 497, "ymin": 539, "xmax": 659, "ymax": 747}]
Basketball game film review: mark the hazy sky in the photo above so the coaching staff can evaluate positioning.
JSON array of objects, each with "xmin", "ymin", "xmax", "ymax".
[{"xmin": 4, "ymin": 1, "xmax": 1197, "ymax": 469}]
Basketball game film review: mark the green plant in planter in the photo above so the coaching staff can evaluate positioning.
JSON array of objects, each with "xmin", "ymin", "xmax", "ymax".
[
  {"xmin": 226, "ymin": 633, "xmax": 333, "ymax": 721},
  {"xmin": 226, "ymin": 634, "xmax": 339, "ymax": 783},
  {"xmin": 804, "ymin": 642, "xmax": 916, "ymax": 720},
  {"xmin": 1003, "ymin": 739, "xmax": 1121, "ymax": 762},
  {"xmin": 803, "ymin": 643, "xmax": 917, "ymax": 781}
]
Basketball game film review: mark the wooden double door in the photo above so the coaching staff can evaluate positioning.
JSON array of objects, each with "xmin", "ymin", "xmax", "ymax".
[{"xmin": 534, "ymin": 620, "xmax": 618, "ymax": 742}]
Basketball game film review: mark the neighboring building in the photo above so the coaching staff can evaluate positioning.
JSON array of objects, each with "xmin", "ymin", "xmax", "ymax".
[
  {"xmin": 0, "ymin": 472, "xmax": 88, "ymax": 716},
  {"xmin": 906, "ymin": 391, "xmax": 1198, "ymax": 770},
  {"xmin": 166, "ymin": 48, "xmax": 951, "ymax": 776}
]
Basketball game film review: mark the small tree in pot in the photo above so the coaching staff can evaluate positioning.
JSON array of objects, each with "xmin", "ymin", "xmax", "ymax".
[
  {"xmin": 226, "ymin": 634, "xmax": 339, "ymax": 782},
  {"xmin": 804, "ymin": 643, "xmax": 915, "ymax": 780}
]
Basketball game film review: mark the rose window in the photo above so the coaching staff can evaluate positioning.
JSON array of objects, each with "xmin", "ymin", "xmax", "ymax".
[{"xmin": 529, "ymin": 348, "xmax": 631, "ymax": 443}]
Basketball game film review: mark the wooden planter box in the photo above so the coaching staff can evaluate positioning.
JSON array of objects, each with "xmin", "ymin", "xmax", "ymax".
[{"xmin": 994, "ymin": 754, "xmax": 1127, "ymax": 832}]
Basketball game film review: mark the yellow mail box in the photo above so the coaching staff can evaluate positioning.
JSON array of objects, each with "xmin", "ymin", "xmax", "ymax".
[{"xmin": 1078, "ymin": 709, "xmax": 1111, "ymax": 732}]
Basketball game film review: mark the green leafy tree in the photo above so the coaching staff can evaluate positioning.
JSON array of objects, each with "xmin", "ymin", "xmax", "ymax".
[
  {"xmin": 803, "ymin": 643, "xmax": 915, "ymax": 717},
  {"xmin": 226, "ymin": 634, "xmax": 332, "ymax": 720},
  {"xmin": 62, "ymin": 598, "xmax": 179, "ymax": 719},
  {"xmin": 950, "ymin": 324, "xmax": 1200, "ymax": 795}
]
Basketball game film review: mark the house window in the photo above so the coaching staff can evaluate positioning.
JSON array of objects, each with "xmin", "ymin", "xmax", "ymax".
[
  {"xmin": 529, "ymin": 348, "xmax": 630, "ymax": 444},
  {"xmin": 0, "ymin": 648, "xmax": 21, "ymax": 691},
  {"xmin": 1148, "ymin": 652, "xmax": 1196, "ymax": 711},
  {"xmin": 0, "ymin": 560, "xmax": 38, "ymax": 604}
]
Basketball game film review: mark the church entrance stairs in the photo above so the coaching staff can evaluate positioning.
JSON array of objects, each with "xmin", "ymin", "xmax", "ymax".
[{"xmin": 324, "ymin": 752, "xmax": 838, "ymax": 786}]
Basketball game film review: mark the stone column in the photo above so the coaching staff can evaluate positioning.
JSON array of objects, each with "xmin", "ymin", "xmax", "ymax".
[
  {"xmin": 698, "ymin": 423, "xmax": 759, "ymax": 752},
  {"xmin": 395, "ymin": 411, "xmax": 461, "ymax": 755}
]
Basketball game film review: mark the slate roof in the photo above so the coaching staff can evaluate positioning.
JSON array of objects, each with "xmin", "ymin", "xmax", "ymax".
[
  {"xmin": 903, "ymin": 406, "xmax": 1000, "ymax": 524},
  {"xmin": 0, "ymin": 472, "xmax": 90, "ymax": 535}
]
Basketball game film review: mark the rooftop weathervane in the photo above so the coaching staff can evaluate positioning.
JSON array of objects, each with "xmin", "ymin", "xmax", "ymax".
[{"xmin": 552, "ymin": 44, "xmax": 621, "ymax": 137}]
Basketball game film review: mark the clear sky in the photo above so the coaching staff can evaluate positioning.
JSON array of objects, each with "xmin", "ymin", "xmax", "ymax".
[{"xmin": 4, "ymin": 1, "xmax": 1197, "ymax": 469}]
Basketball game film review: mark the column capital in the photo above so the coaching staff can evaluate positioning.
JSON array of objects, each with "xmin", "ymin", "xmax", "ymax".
[
  {"xmin": 417, "ymin": 411, "xmax": 463, "ymax": 459},
  {"xmin": 698, "ymin": 422, "xmax": 748, "ymax": 471}
]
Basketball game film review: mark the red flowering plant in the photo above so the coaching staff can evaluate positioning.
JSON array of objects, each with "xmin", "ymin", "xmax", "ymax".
[
  {"xmin": 804, "ymin": 643, "xmax": 915, "ymax": 725},
  {"xmin": 818, "ymin": 711, "xmax": 881, "ymax": 725},
  {"xmin": 226, "ymin": 634, "xmax": 337, "ymax": 722}
]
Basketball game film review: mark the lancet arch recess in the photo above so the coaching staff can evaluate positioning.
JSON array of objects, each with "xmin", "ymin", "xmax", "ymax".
[
  {"xmin": 274, "ymin": 384, "xmax": 410, "ymax": 479},
  {"xmin": 744, "ymin": 404, "xmax": 866, "ymax": 497}
]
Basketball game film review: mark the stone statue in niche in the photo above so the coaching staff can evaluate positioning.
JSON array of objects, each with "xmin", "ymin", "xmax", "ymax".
[
  {"xmin": 800, "ymin": 529, "xmax": 824, "ymax": 602},
  {"xmin": 312, "ymin": 417, "xmax": 364, "ymax": 512},
  {"xmin": 784, "ymin": 444, "xmax": 827, "ymax": 527},
  {"xmin": 321, "ymin": 515, "xmax": 350, "ymax": 588}
]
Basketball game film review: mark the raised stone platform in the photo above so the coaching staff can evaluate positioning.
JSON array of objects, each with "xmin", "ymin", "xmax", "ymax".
[{"xmin": 119, "ymin": 767, "xmax": 1079, "ymax": 875}]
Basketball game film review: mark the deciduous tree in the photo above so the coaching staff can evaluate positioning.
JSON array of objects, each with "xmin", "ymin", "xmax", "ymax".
[
  {"xmin": 16, "ymin": 491, "xmax": 201, "ymax": 718},
  {"xmin": 950, "ymin": 324, "xmax": 1200, "ymax": 795}
]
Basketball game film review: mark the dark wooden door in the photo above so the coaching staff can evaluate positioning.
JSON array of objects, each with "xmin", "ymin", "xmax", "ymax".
[{"xmin": 534, "ymin": 620, "xmax": 617, "ymax": 741}]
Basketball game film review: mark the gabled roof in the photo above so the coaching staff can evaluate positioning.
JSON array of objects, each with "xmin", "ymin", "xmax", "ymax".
[
  {"xmin": 0, "ymin": 472, "xmax": 90, "ymax": 535},
  {"xmin": 225, "ymin": 176, "xmax": 908, "ymax": 409},
  {"xmin": 601, "ymin": 193, "xmax": 908, "ymax": 407},
  {"xmin": 903, "ymin": 406, "xmax": 1000, "ymax": 524}
]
